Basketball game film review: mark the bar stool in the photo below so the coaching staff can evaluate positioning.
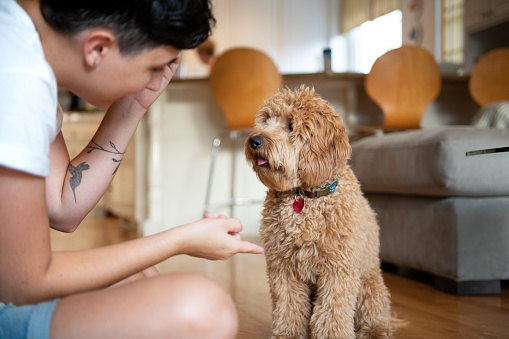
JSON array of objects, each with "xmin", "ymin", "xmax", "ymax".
[
  {"xmin": 203, "ymin": 48, "xmax": 282, "ymax": 216},
  {"xmin": 364, "ymin": 45, "xmax": 442, "ymax": 131},
  {"xmin": 469, "ymin": 47, "xmax": 509, "ymax": 129},
  {"xmin": 469, "ymin": 47, "xmax": 509, "ymax": 107}
]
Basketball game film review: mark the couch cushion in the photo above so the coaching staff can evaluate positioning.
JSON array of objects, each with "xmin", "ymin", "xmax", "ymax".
[
  {"xmin": 350, "ymin": 126, "xmax": 509, "ymax": 197},
  {"xmin": 367, "ymin": 193, "xmax": 509, "ymax": 282}
]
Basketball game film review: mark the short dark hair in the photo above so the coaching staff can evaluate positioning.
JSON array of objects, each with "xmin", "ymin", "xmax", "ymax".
[{"xmin": 39, "ymin": 0, "xmax": 215, "ymax": 55}]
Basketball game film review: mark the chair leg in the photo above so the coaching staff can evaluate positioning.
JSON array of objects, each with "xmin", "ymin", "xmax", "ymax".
[
  {"xmin": 203, "ymin": 136, "xmax": 222, "ymax": 215},
  {"xmin": 230, "ymin": 132, "xmax": 240, "ymax": 217},
  {"xmin": 204, "ymin": 130, "xmax": 258, "ymax": 217}
]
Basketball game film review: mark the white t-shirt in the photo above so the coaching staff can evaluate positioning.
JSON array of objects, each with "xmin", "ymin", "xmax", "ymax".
[{"xmin": 0, "ymin": 0, "xmax": 57, "ymax": 177}]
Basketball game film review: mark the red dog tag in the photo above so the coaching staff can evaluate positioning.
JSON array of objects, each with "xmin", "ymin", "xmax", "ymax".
[{"xmin": 293, "ymin": 198, "xmax": 305, "ymax": 213}]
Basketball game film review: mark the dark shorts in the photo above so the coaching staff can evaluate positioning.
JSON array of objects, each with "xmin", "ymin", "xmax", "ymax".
[{"xmin": 0, "ymin": 299, "xmax": 59, "ymax": 339}]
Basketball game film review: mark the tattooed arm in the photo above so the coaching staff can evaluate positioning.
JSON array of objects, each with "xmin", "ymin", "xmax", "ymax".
[
  {"xmin": 45, "ymin": 54, "xmax": 182, "ymax": 232},
  {"xmin": 45, "ymin": 106, "xmax": 138, "ymax": 232}
]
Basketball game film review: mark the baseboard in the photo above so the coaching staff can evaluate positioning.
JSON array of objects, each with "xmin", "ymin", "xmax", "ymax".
[
  {"xmin": 434, "ymin": 276, "xmax": 501, "ymax": 296},
  {"xmin": 381, "ymin": 262, "xmax": 502, "ymax": 296}
]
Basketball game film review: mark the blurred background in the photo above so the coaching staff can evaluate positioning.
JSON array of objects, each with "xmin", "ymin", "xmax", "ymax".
[
  {"xmin": 59, "ymin": 0, "xmax": 509, "ymax": 237},
  {"xmin": 179, "ymin": 0, "xmax": 507, "ymax": 77}
]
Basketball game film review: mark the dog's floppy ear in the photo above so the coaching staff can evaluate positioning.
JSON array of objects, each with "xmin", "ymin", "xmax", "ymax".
[{"xmin": 298, "ymin": 112, "xmax": 352, "ymax": 187}]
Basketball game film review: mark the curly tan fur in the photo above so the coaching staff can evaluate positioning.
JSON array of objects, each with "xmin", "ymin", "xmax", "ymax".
[{"xmin": 245, "ymin": 86, "xmax": 392, "ymax": 339}]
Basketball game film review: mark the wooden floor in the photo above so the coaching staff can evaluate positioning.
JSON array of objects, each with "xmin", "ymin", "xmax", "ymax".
[{"xmin": 50, "ymin": 215, "xmax": 509, "ymax": 339}]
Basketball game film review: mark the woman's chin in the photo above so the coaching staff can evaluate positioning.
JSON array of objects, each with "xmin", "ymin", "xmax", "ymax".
[
  {"xmin": 94, "ymin": 102, "xmax": 111, "ymax": 110},
  {"xmin": 84, "ymin": 98, "xmax": 112, "ymax": 111}
]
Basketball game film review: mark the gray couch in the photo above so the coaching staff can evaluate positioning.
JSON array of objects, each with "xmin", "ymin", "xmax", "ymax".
[{"xmin": 350, "ymin": 126, "xmax": 509, "ymax": 295}]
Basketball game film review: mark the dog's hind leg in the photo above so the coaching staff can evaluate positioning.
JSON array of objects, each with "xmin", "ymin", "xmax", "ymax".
[{"xmin": 355, "ymin": 268, "xmax": 392, "ymax": 339}]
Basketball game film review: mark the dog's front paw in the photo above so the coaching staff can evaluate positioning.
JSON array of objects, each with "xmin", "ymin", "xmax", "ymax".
[
  {"xmin": 356, "ymin": 325, "xmax": 391, "ymax": 339},
  {"xmin": 270, "ymin": 331, "xmax": 307, "ymax": 339}
]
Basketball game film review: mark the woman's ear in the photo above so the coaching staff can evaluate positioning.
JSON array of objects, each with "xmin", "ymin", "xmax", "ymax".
[{"xmin": 83, "ymin": 30, "xmax": 116, "ymax": 68}]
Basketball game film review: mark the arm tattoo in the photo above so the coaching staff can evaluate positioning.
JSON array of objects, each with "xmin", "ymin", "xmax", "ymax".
[
  {"xmin": 85, "ymin": 139, "xmax": 125, "ymax": 175},
  {"xmin": 68, "ymin": 162, "xmax": 90, "ymax": 203}
]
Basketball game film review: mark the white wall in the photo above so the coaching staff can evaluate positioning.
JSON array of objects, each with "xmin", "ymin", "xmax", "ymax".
[
  {"xmin": 182, "ymin": 0, "xmax": 339, "ymax": 78},
  {"xmin": 183, "ymin": 0, "xmax": 439, "ymax": 78}
]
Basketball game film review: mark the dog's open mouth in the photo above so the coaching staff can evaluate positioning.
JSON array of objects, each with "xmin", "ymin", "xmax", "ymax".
[{"xmin": 257, "ymin": 155, "xmax": 269, "ymax": 167}]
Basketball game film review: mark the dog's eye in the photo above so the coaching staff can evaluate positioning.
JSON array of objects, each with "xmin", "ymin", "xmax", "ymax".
[{"xmin": 288, "ymin": 122, "xmax": 293, "ymax": 132}]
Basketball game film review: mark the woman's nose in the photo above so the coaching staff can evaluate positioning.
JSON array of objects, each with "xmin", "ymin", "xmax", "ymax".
[{"xmin": 146, "ymin": 72, "xmax": 164, "ymax": 91}]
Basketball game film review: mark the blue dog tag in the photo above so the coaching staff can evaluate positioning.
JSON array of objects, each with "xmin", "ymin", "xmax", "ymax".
[{"xmin": 329, "ymin": 181, "xmax": 337, "ymax": 194}]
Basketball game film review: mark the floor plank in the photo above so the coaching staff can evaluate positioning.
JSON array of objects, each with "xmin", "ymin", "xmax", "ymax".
[{"xmin": 51, "ymin": 216, "xmax": 509, "ymax": 338}]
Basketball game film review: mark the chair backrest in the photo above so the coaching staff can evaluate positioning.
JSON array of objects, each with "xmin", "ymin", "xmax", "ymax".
[
  {"xmin": 365, "ymin": 45, "xmax": 441, "ymax": 129},
  {"xmin": 469, "ymin": 47, "xmax": 509, "ymax": 107},
  {"xmin": 209, "ymin": 48, "xmax": 282, "ymax": 130}
]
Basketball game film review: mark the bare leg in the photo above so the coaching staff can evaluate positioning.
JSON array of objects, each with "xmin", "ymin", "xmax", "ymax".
[{"xmin": 50, "ymin": 272, "xmax": 238, "ymax": 339}]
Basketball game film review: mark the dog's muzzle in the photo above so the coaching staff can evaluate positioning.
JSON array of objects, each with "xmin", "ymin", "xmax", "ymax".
[
  {"xmin": 248, "ymin": 135, "xmax": 264, "ymax": 150},
  {"xmin": 249, "ymin": 135, "xmax": 269, "ymax": 167}
]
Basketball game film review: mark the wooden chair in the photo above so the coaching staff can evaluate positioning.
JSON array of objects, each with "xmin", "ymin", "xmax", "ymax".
[
  {"xmin": 204, "ymin": 48, "xmax": 282, "ymax": 214},
  {"xmin": 469, "ymin": 47, "xmax": 509, "ymax": 131},
  {"xmin": 469, "ymin": 47, "xmax": 509, "ymax": 106},
  {"xmin": 209, "ymin": 47, "xmax": 282, "ymax": 130},
  {"xmin": 364, "ymin": 45, "xmax": 442, "ymax": 131}
]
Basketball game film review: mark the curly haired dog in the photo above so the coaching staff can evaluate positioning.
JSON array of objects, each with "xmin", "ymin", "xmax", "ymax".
[{"xmin": 245, "ymin": 86, "xmax": 392, "ymax": 338}]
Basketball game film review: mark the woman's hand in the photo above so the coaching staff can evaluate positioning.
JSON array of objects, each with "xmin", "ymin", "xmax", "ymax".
[
  {"xmin": 115, "ymin": 52, "xmax": 182, "ymax": 117},
  {"xmin": 132, "ymin": 52, "xmax": 181, "ymax": 110},
  {"xmin": 173, "ymin": 215, "xmax": 264, "ymax": 261}
]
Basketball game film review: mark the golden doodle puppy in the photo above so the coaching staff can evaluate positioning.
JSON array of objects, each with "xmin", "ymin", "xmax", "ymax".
[{"xmin": 245, "ymin": 86, "xmax": 392, "ymax": 338}]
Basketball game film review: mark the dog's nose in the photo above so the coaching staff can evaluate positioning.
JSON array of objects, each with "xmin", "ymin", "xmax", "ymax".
[{"xmin": 249, "ymin": 135, "xmax": 264, "ymax": 150}]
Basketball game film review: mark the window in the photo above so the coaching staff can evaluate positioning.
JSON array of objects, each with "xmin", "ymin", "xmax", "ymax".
[
  {"xmin": 333, "ymin": 10, "xmax": 402, "ymax": 73},
  {"xmin": 442, "ymin": 0, "xmax": 464, "ymax": 64}
]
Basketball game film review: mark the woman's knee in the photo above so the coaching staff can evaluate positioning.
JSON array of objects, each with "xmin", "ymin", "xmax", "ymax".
[{"xmin": 156, "ymin": 272, "xmax": 238, "ymax": 339}]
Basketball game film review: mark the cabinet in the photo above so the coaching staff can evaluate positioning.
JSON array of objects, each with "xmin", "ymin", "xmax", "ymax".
[
  {"xmin": 105, "ymin": 131, "xmax": 136, "ymax": 226},
  {"xmin": 463, "ymin": 0, "xmax": 509, "ymax": 72},
  {"xmin": 464, "ymin": 0, "xmax": 509, "ymax": 33}
]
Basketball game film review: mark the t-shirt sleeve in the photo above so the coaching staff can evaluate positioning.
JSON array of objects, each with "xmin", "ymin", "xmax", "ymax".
[{"xmin": 0, "ymin": 71, "xmax": 57, "ymax": 177}]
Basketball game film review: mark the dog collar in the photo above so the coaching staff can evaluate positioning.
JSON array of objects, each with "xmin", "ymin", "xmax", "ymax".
[
  {"xmin": 296, "ymin": 181, "xmax": 337, "ymax": 199},
  {"xmin": 292, "ymin": 181, "xmax": 337, "ymax": 214}
]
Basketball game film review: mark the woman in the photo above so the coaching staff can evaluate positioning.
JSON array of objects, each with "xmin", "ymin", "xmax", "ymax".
[{"xmin": 0, "ymin": 1, "xmax": 264, "ymax": 338}]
